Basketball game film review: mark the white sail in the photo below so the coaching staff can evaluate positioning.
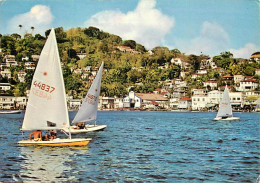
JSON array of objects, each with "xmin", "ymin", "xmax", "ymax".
[
  {"xmin": 216, "ymin": 85, "xmax": 233, "ymax": 118},
  {"xmin": 22, "ymin": 28, "xmax": 69, "ymax": 130},
  {"xmin": 72, "ymin": 62, "xmax": 104, "ymax": 124}
]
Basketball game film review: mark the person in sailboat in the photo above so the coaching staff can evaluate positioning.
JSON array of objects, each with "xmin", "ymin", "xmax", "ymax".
[
  {"xmin": 74, "ymin": 122, "xmax": 86, "ymax": 129},
  {"xmin": 49, "ymin": 130, "xmax": 57, "ymax": 139},
  {"xmin": 29, "ymin": 130, "xmax": 42, "ymax": 141}
]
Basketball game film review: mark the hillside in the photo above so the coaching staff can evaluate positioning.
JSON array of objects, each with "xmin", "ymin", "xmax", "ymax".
[{"xmin": 0, "ymin": 27, "xmax": 259, "ymax": 98}]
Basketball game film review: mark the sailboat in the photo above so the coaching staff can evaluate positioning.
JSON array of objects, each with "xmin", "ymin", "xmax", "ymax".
[
  {"xmin": 213, "ymin": 85, "xmax": 240, "ymax": 121},
  {"xmin": 18, "ymin": 28, "xmax": 91, "ymax": 146},
  {"xmin": 63, "ymin": 62, "xmax": 107, "ymax": 134}
]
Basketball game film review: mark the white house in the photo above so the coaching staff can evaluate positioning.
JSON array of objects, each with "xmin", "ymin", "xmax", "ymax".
[
  {"xmin": 208, "ymin": 90, "xmax": 222, "ymax": 105},
  {"xmin": 25, "ymin": 62, "xmax": 36, "ymax": 70},
  {"xmin": 255, "ymin": 69, "xmax": 260, "ymax": 76},
  {"xmin": 171, "ymin": 58, "xmax": 182, "ymax": 65},
  {"xmin": 17, "ymin": 71, "xmax": 26, "ymax": 82},
  {"xmin": 68, "ymin": 99, "xmax": 81, "ymax": 110},
  {"xmin": 197, "ymin": 69, "xmax": 207, "ymax": 74},
  {"xmin": 192, "ymin": 89, "xmax": 208, "ymax": 96},
  {"xmin": 192, "ymin": 95, "xmax": 209, "ymax": 110},
  {"xmin": 31, "ymin": 55, "xmax": 40, "ymax": 62},
  {"xmin": 203, "ymin": 80, "xmax": 218, "ymax": 90},
  {"xmin": 178, "ymin": 97, "xmax": 191, "ymax": 109},
  {"xmin": 0, "ymin": 96, "xmax": 27, "ymax": 109},
  {"xmin": 0, "ymin": 83, "xmax": 11, "ymax": 91},
  {"xmin": 123, "ymin": 91, "xmax": 142, "ymax": 108},
  {"xmin": 77, "ymin": 53, "xmax": 87, "ymax": 60},
  {"xmin": 237, "ymin": 79, "xmax": 258, "ymax": 91},
  {"xmin": 234, "ymin": 75, "xmax": 246, "ymax": 84},
  {"xmin": 229, "ymin": 92, "xmax": 242, "ymax": 107},
  {"xmin": 114, "ymin": 97, "xmax": 123, "ymax": 109},
  {"xmin": 0, "ymin": 69, "xmax": 11, "ymax": 79}
]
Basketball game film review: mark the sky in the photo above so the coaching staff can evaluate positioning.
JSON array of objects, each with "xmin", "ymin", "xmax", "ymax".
[{"xmin": 0, "ymin": 0, "xmax": 259, "ymax": 58}]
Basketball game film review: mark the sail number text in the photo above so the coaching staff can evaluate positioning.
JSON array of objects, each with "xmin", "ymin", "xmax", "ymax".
[
  {"xmin": 33, "ymin": 81, "xmax": 55, "ymax": 93},
  {"xmin": 85, "ymin": 94, "xmax": 97, "ymax": 105},
  {"xmin": 32, "ymin": 81, "xmax": 56, "ymax": 100}
]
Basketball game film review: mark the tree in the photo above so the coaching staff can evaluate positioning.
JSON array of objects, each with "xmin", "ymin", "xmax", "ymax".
[{"xmin": 123, "ymin": 40, "xmax": 136, "ymax": 49}]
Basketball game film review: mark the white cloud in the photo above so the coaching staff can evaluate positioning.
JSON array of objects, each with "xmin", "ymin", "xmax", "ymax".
[
  {"xmin": 85, "ymin": 0, "xmax": 174, "ymax": 49},
  {"xmin": 182, "ymin": 21, "xmax": 230, "ymax": 56},
  {"xmin": 229, "ymin": 43, "xmax": 260, "ymax": 59},
  {"xmin": 8, "ymin": 5, "xmax": 53, "ymax": 35}
]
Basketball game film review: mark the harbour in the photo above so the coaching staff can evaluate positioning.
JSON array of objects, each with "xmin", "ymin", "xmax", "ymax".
[{"xmin": 0, "ymin": 111, "xmax": 259, "ymax": 182}]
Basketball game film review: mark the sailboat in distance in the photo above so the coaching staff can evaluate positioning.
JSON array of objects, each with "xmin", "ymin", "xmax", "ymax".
[
  {"xmin": 18, "ymin": 28, "xmax": 91, "ymax": 146},
  {"xmin": 213, "ymin": 85, "xmax": 240, "ymax": 121},
  {"xmin": 63, "ymin": 62, "xmax": 107, "ymax": 134}
]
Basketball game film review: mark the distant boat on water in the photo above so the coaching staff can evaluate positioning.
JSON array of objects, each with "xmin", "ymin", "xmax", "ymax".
[
  {"xmin": 213, "ymin": 85, "xmax": 240, "ymax": 121},
  {"xmin": 0, "ymin": 110, "xmax": 22, "ymax": 114}
]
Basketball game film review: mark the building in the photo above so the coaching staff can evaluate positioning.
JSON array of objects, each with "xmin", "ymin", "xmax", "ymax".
[
  {"xmin": 192, "ymin": 95, "xmax": 209, "ymax": 110},
  {"xmin": 123, "ymin": 91, "xmax": 141, "ymax": 108},
  {"xmin": 0, "ymin": 69, "xmax": 11, "ymax": 79},
  {"xmin": 203, "ymin": 80, "xmax": 218, "ymax": 90},
  {"xmin": 0, "ymin": 83, "xmax": 11, "ymax": 91},
  {"xmin": 238, "ymin": 79, "xmax": 258, "ymax": 91},
  {"xmin": 178, "ymin": 97, "xmax": 191, "ymax": 109},
  {"xmin": 234, "ymin": 75, "xmax": 246, "ymax": 84},
  {"xmin": 17, "ymin": 71, "xmax": 26, "ymax": 82},
  {"xmin": 136, "ymin": 92, "xmax": 168, "ymax": 109},
  {"xmin": 255, "ymin": 69, "xmax": 260, "ymax": 76},
  {"xmin": 0, "ymin": 96, "xmax": 26, "ymax": 109}
]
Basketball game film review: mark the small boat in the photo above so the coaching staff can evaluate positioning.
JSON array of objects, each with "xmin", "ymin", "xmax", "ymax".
[
  {"xmin": 0, "ymin": 110, "xmax": 21, "ymax": 114},
  {"xmin": 18, "ymin": 28, "xmax": 91, "ymax": 146},
  {"xmin": 63, "ymin": 62, "xmax": 107, "ymax": 134},
  {"xmin": 213, "ymin": 85, "xmax": 240, "ymax": 121}
]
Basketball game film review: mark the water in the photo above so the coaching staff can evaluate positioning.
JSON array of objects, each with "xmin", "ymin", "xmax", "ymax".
[{"xmin": 0, "ymin": 111, "xmax": 259, "ymax": 182}]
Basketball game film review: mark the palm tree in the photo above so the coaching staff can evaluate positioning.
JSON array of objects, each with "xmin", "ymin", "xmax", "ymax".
[
  {"xmin": 18, "ymin": 24, "xmax": 23, "ymax": 37},
  {"xmin": 31, "ymin": 26, "xmax": 35, "ymax": 35}
]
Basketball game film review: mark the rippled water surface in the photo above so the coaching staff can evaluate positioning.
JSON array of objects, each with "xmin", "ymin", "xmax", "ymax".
[{"xmin": 0, "ymin": 111, "xmax": 259, "ymax": 182}]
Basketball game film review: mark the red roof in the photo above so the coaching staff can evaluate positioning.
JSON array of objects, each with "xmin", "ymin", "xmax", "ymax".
[
  {"xmin": 223, "ymin": 74, "xmax": 233, "ymax": 78},
  {"xmin": 205, "ymin": 80, "xmax": 217, "ymax": 83},
  {"xmin": 180, "ymin": 97, "xmax": 191, "ymax": 101},
  {"xmin": 151, "ymin": 101, "xmax": 159, "ymax": 105}
]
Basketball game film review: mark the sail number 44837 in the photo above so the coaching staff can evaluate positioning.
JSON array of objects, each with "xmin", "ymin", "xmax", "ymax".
[{"xmin": 33, "ymin": 81, "xmax": 55, "ymax": 93}]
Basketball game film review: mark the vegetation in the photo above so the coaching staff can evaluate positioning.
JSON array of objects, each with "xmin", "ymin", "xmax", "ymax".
[{"xmin": 0, "ymin": 27, "xmax": 259, "ymax": 98}]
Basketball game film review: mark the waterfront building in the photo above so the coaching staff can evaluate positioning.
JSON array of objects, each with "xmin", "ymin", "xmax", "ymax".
[
  {"xmin": 178, "ymin": 97, "xmax": 191, "ymax": 110},
  {"xmin": 192, "ymin": 95, "xmax": 209, "ymax": 111},
  {"xmin": 0, "ymin": 96, "xmax": 26, "ymax": 109},
  {"xmin": 123, "ymin": 91, "xmax": 141, "ymax": 108}
]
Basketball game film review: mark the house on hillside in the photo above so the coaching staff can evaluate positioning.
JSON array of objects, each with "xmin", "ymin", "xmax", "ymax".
[
  {"xmin": 203, "ymin": 80, "xmax": 218, "ymax": 90},
  {"xmin": 0, "ymin": 69, "xmax": 11, "ymax": 79},
  {"xmin": 0, "ymin": 83, "xmax": 11, "ymax": 91},
  {"xmin": 17, "ymin": 71, "xmax": 26, "ymax": 82},
  {"xmin": 237, "ymin": 79, "xmax": 258, "ymax": 91},
  {"xmin": 234, "ymin": 75, "xmax": 246, "ymax": 84}
]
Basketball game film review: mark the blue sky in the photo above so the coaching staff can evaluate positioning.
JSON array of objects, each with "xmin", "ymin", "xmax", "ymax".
[{"xmin": 0, "ymin": 0, "xmax": 259, "ymax": 58}]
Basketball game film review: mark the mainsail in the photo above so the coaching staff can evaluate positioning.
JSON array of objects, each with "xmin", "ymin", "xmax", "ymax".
[
  {"xmin": 22, "ymin": 28, "xmax": 69, "ymax": 130},
  {"xmin": 216, "ymin": 85, "xmax": 233, "ymax": 118},
  {"xmin": 72, "ymin": 62, "xmax": 104, "ymax": 124}
]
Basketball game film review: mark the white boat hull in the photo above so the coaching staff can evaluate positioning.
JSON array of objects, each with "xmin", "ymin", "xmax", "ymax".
[
  {"xmin": 213, "ymin": 117, "xmax": 240, "ymax": 121},
  {"xmin": 18, "ymin": 138, "xmax": 92, "ymax": 146},
  {"xmin": 0, "ymin": 110, "xmax": 22, "ymax": 114},
  {"xmin": 63, "ymin": 124, "xmax": 107, "ymax": 134}
]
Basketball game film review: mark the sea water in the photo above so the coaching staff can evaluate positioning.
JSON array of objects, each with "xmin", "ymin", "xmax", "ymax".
[{"xmin": 0, "ymin": 111, "xmax": 259, "ymax": 182}]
